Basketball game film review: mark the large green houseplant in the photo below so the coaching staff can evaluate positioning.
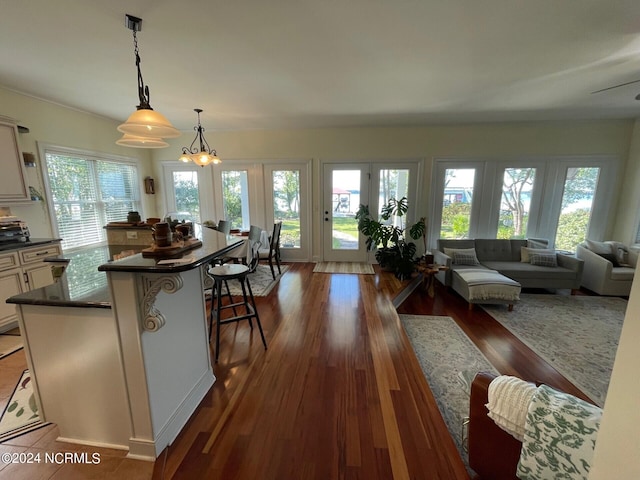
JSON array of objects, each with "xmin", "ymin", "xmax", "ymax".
[{"xmin": 355, "ymin": 197, "xmax": 426, "ymax": 280}]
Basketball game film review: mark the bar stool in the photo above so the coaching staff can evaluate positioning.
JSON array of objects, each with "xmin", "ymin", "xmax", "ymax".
[{"xmin": 208, "ymin": 261, "xmax": 267, "ymax": 362}]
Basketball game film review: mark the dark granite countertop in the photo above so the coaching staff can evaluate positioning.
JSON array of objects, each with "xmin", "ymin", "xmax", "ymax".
[
  {"xmin": 6, "ymin": 230, "xmax": 244, "ymax": 308},
  {"xmin": 98, "ymin": 229, "xmax": 243, "ymax": 273},
  {"xmin": 7, "ymin": 246, "xmax": 111, "ymax": 309},
  {"xmin": 0, "ymin": 238, "xmax": 62, "ymax": 253}
]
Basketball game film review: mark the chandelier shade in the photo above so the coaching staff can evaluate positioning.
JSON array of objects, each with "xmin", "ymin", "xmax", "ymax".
[
  {"xmin": 116, "ymin": 14, "xmax": 180, "ymax": 147},
  {"xmin": 116, "ymin": 134, "xmax": 169, "ymax": 149},
  {"xmin": 179, "ymin": 109, "xmax": 221, "ymax": 167}
]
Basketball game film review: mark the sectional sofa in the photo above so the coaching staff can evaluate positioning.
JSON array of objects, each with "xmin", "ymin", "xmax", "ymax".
[{"xmin": 433, "ymin": 239, "xmax": 584, "ymax": 304}]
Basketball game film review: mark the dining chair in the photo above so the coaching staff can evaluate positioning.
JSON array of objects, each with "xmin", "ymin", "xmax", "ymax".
[
  {"xmin": 216, "ymin": 219, "xmax": 231, "ymax": 235},
  {"xmin": 207, "ymin": 233, "xmax": 267, "ymax": 362},
  {"xmin": 258, "ymin": 221, "xmax": 282, "ymax": 280},
  {"xmin": 227, "ymin": 225, "xmax": 262, "ymax": 264}
]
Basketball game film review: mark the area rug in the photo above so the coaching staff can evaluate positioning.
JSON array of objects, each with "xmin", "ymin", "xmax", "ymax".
[
  {"xmin": 400, "ymin": 314, "xmax": 498, "ymax": 468},
  {"xmin": 0, "ymin": 370, "xmax": 47, "ymax": 443},
  {"xmin": 224, "ymin": 264, "xmax": 289, "ymax": 297},
  {"xmin": 482, "ymin": 294, "xmax": 627, "ymax": 407},
  {"xmin": 0, "ymin": 334, "xmax": 22, "ymax": 360},
  {"xmin": 313, "ymin": 262, "xmax": 375, "ymax": 274}
]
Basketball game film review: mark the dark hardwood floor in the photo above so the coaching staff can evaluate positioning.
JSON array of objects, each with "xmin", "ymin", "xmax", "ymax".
[{"xmin": 0, "ymin": 263, "xmax": 593, "ymax": 479}]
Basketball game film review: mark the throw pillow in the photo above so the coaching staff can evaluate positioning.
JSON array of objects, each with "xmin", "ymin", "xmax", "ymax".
[
  {"xmin": 520, "ymin": 247, "xmax": 555, "ymax": 263},
  {"xmin": 597, "ymin": 252, "xmax": 621, "ymax": 267},
  {"xmin": 453, "ymin": 251, "xmax": 480, "ymax": 265},
  {"xmin": 585, "ymin": 239, "xmax": 612, "ymax": 255},
  {"xmin": 443, "ymin": 247, "xmax": 480, "ymax": 265},
  {"xmin": 529, "ymin": 253, "xmax": 558, "ymax": 267}
]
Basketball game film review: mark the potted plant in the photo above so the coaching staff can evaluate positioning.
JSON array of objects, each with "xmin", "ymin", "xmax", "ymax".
[{"xmin": 356, "ymin": 197, "xmax": 426, "ymax": 280}]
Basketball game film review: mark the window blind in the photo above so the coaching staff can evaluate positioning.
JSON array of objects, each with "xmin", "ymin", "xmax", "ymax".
[{"xmin": 44, "ymin": 149, "xmax": 141, "ymax": 250}]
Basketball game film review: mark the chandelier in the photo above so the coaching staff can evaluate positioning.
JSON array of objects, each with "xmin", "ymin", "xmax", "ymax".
[
  {"xmin": 116, "ymin": 14, "xmax": 180, "ymax": 148},
  {"xmin": 178, "ymin": 109, "xmax": 221, "ymax": 167}
]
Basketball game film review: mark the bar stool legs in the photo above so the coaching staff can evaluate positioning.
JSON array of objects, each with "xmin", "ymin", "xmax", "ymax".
[{"xmin": 208, "ymin": 264, "xmax": 267, "ymax": 363}]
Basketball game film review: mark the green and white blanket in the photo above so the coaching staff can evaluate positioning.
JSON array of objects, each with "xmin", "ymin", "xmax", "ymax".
[{"xmin": 517, "ymin": 384, "xmax": 602, "ymax": 480}]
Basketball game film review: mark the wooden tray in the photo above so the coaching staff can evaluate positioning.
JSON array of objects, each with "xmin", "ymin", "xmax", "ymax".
[{"xmin": 141, "ymin": 238, "xmax": 202, "ymax": 259}]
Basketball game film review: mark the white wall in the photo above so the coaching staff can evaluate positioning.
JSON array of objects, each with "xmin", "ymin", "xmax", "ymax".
[
  {"xmin": 0, "ymin": 87, "xmax": 156, "ymax": 238},
  {"xmin": 590, "ymin": 272, "xmax": 640, "ymax": 479}
]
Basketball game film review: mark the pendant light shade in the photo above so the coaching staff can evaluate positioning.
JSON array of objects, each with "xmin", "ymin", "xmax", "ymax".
[
  {"xmin": 117, "ymin": 109, "xmax": 181, "ymax": 139},
  {"xmin": 179, "ymin": 109, "xmax": 221, "ymax": 167},
  {"xmin": 116, "ymin": 14, "xmax": 180, "ymax": 147},
  {"xmin": 116, "ymin": 134, "xmax": 169, "ymax": 149}
]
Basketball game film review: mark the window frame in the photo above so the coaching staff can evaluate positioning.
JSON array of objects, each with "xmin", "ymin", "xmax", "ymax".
[
  {"xmin": 39, "ymin": 143, "xmax": 142, "ymax": 251},
  {"xmin": 430, "ymin": 155, "xmax": 620, "ymax": 249}
]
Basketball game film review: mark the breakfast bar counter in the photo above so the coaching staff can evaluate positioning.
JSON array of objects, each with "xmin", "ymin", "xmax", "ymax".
[{"xmin": 6, "ymin": 229, "xmax": 243, "ymax": 460}]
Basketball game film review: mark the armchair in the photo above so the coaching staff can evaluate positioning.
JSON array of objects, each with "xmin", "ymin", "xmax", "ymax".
[{"xmin": 576, "ymin": 240, "xmax": 636, "ymax": 296}]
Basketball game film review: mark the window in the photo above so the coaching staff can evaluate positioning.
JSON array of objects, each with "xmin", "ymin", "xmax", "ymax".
[
  {"xmin": 431, "ymin": 157, "xmax": 618, "ymax": 251},
  {"xmin": 555, "ymin": 167, "xmax": 600, "ymax": 250},
  {"xmin": 440, "ymin": 168, "xmax": 476, "ymax": 239},
  {"xmin": 498, "ymin": 167, "xmax": 536, "ymax": 239},
  {"xmin": 42, "ymin": 147, "xmax": 141, "ymax": 250}
]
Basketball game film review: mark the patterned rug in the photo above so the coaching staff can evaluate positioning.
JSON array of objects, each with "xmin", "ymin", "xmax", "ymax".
[
  {"xmin": 0, "ymin": 334, "xmax": 22, "ymax": 360},
  {"xmin": 0, "ymin": 370, "xmax": 47, "ymax": 442},
  {"xmin": 313, "ymin": 262, "xmax": 375, "ymax": 274},
  {"xmin": 400, "ymin": 315, "xmax": 498, "ymax": 469},
  {"xmin": 482, "ymin": 294, "xmax": 627, "ymax": 407},
  {"xmin": 224, "ymin": 264, "xmax": 289, "ymax": 296}
]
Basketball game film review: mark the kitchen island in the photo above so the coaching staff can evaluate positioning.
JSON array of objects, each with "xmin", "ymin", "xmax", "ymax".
[{"xmin": 6, "ymin": 229, "xmax": 243, "ymax": 460}]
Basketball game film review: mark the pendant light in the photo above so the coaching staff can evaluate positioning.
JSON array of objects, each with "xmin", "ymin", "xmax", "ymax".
[
  {"xmin": 116, "ymin": 14, "xmax": 180, "ymax": 147},
  {"xmin": 178, "ymin": 109, "xmax": 221, "ymax": 167},
  {"xmin": 116, "ymin": 134, "xmax": 169, "ymax": 149}
]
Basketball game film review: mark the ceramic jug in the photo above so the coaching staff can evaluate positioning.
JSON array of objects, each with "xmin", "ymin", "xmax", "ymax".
[{"xmin": 152, "ymin": 222, "xmax": 172, "ymax": 247}]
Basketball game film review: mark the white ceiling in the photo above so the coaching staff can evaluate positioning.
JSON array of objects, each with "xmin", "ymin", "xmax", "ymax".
[{"xmin": 2, "ymin": 0, "xmax": 640, "ymax": 132}]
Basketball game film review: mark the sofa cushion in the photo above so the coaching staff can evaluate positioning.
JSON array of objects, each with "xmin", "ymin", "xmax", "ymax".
[
  {"xmin": 585, "ymin": 239, "xmax": 612, "ymax": 255},
  {"xmin": 475, "ymin": 239, "xmax": 513, "ymax": 262},
  {"xmin": 529, "ymin": 253, "xmax": 558, "ymax": 267},
  {"xmin": 482, "ymin": 261, "xmax": 578, "ymax": 280},
  {"xmin": 610, "ymin": 266, "xmax": 635, "ymax": 281},
  {"xmin": 520, "ymin": 246, "xmax": 555, "ymax": 263}
]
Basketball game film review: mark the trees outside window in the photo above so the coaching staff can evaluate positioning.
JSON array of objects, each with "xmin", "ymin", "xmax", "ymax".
[
  {"xmin": 273, "ymin": 170, "xmax": 301, "ymax": 247},
  {"xmin": 44, "ymin": 149, "xmax": 140, "ymax": 250},
  {"xmin": 498, "ymin": 168, "xmax": 536, "ymax": 239}
]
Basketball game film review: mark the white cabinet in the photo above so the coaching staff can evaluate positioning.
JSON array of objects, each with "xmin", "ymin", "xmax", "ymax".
[
  {"xmin": 0, "ymin": 242, "xmax": 61, "ymax": 331},
  {"xmin": 0, "ymin": 266, "xmax": 26, "ymax": 330},
  {"xmin": 0, "ymin": 120, "xmax": 30, "ymax": 204}
]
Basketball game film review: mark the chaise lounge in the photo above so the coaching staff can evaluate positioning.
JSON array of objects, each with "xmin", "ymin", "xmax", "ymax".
[{"xmin": 433, "ymin": 238, "xmax": 584, "ymax": 309}]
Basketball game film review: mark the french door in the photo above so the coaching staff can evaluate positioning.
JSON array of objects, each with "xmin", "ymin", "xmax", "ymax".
[
  {"xmin": 322, "ymin": 162, "xmax": 420, "ymax": 263},
  {"xmin": 323, "ymin": 164, "xmax": 370, "ymax": 262},
  {"xmin": 162, "ymin": 163, "xmax": 214, "ymax": 227}
]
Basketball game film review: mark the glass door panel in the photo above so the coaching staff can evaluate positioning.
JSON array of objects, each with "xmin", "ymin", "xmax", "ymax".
[
  {"xmin": 440, "ymin": 168, "xmax": 475, "ymax": 239},
  {"xmin": 171, "ymin": 170, "xmax": 201, "ymax": 223},
  {"xmin": 377, "ymin": 168, "xmax": 410, "ymax": 216},
  {"xmin": 221, "ymin": 170, "xmax": 250, "ymax": 230},
  {"xmin": 323, "ymin": 164, "xmax": 369, "ymax": 262},
  {"xmin": 272, "ymin": 170, "xmax": 301, "ymax": 248},
  {"xmin": 554, "ymin": 167, "xmax": 600, "ymax": 251},
  {"xmin": 498, "ymin": 167, "xmax": 536, "ymax": 239}
]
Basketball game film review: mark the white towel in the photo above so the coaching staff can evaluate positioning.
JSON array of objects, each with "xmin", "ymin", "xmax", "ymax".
[{"xmin": 485, "ymin": 375, "xmax": 536, "ymax": 441}]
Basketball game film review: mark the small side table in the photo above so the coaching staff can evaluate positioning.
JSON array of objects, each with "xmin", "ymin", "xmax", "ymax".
[{"xmin": 416, "ymin": 262, "xmax": 448, "ymax": 298}]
